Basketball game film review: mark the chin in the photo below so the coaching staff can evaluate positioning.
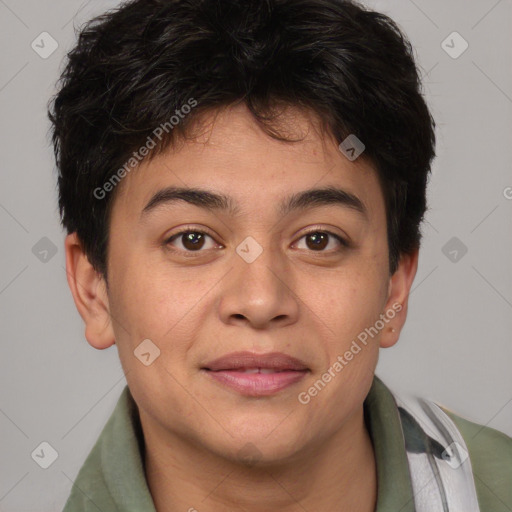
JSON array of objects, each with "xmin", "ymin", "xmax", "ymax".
[{"xmin": 210, "ymin": 428, "xmax": 307, "ymax": 467}]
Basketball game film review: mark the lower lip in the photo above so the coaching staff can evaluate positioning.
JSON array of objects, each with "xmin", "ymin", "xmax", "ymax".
[{"xmin": 203, "ymin": 369, "xmax": 309, "ymax": 396}]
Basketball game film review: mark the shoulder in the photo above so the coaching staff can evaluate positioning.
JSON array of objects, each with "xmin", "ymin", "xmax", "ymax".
[
  {"xmin": 441, "ymin": 406, "xmax": 512, "ymax": 512},
  {"xmin": 62, "ymin": 386, "xmax": 135, "ymax": 511},
  {"xmin": 61, "ymin": 440, "xmax": 118, "ymax": 511}
]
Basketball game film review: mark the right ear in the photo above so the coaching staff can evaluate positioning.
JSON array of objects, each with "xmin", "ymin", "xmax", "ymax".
[{"xmin": 64, "ymin": 233, "xmax": 115, "ymax": 350}]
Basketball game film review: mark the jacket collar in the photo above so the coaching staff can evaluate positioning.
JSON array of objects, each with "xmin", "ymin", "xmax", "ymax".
[{"xmin": 65, "ymin": 374, "xmax": 416, "ymax": 511}]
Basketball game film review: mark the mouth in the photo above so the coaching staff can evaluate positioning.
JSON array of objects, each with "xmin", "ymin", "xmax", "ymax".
[{"xmin": 201, "ymin": 351, "xmax": 310, "ymax": 396}]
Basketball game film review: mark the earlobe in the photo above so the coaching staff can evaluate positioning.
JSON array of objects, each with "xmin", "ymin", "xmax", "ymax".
[
  {"xmin": 64, "ymin": 233, "xmax": 115, "ymax": 350},
  {"xmin": 379, "ymin": 249, "xmax": 419, "ymax": 349}
]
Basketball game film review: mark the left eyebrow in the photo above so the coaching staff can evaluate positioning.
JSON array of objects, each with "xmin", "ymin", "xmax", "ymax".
[
  {"xmin": 140, "ymin": 185, "xmax": 368, "ymax": 221},
  {"xmin": 279, "ymin": 186, "xmax": 368, "ymax": 221}
]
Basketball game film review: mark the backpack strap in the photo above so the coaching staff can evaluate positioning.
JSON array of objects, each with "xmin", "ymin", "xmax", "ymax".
[{"xmin": 393, "ymin": 392, "xmax": 481, "ymax": 511}]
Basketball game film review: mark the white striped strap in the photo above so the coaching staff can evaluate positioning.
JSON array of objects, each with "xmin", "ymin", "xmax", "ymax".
[{"xmin": 393, "ymin": 392, "xmax": 481, "ymax": 512}]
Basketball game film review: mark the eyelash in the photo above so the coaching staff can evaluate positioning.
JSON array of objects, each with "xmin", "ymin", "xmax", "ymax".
[{"xmin": 164, "ymin": 227, "xmax": 350, "ymax": 256}]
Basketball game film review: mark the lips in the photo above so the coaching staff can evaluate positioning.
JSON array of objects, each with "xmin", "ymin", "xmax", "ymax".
[
  {"xmin": 202, "ymin": 351, "xmax": 310, "ymax": 372},
  {"xmin": 201, "ymin": 351, "xmax": 310, "ymax": 396}
]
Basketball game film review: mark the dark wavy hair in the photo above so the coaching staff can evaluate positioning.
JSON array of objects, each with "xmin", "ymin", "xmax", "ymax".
[{"xmin": 48, "ymin": 0, "xmax": 436, "ymax": 278}]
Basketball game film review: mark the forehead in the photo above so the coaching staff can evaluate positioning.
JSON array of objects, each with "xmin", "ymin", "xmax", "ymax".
[{"xmin": 111, "ymin": 103, "xmax": 386, "ymax": 226}]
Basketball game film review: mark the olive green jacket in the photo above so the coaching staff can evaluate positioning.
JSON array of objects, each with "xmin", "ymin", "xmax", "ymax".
[{"xmin": 62, "ymin": 375, "xmax": 512, "ymax": 511}]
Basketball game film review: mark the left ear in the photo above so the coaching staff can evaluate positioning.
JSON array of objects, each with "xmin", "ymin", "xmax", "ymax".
[{"xmin": 379, "ymin": 248, "xmax": 419, "ymax": 349}]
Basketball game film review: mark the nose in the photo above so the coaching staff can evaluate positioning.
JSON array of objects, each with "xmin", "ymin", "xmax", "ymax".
[{"xmin": 217, "ymin": 240, "xmax": 300, "ymax": 330}]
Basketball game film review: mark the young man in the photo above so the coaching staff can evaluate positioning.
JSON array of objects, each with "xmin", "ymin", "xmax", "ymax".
[{"xmin": 48, "ymin": 0, "xmax": 511, "ymax": 510}]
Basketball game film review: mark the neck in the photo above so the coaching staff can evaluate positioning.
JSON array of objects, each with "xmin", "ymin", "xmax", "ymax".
[{"xmin": 141, "ymin": 406, "xmax": 377, "ymax": 512}]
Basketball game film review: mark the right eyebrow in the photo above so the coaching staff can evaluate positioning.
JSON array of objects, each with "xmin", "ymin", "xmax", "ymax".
[{"xmin": 140, "ymin": 186, "xmax": 241, "ymax": 219}]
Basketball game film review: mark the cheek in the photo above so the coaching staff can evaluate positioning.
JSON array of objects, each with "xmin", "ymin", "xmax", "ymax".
[
  {"xmin": 108, "ymin": 252, "xmax": 217, "ymax": 366},
  {"xmin": 299, "ymin": 267, "xmax": 385, "ymax": 341}
]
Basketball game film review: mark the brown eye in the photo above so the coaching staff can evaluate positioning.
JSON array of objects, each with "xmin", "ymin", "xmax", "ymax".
[
  {"xmin": 166, "ymin": 230, "xmax": 217, "ymax": 252},
  {"xmin": 305, "ymin": 232, "xmax": 329, "ymax": 250},
  {"xmin": 181, "ymin": 232, "xmax": 206, "ymax": 250},
  {"xmin": 296, "ymin": 230, "xmax": 348, "ymax": 253}
]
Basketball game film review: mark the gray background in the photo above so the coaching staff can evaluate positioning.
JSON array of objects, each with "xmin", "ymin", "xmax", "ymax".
[{"xmin": 0, "ymin": 0, "xmax": 511, "ymax": 510}]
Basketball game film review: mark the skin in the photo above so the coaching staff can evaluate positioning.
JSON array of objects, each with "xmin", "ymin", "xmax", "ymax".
[{"xmin": 65, "ymin": 102, "xmax": 418, "ymax": 512}]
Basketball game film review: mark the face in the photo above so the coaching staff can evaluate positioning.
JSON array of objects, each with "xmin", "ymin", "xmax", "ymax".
[{"xmin": 68, "ymin": 103, "xmax": 416, "ymax": 464}]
